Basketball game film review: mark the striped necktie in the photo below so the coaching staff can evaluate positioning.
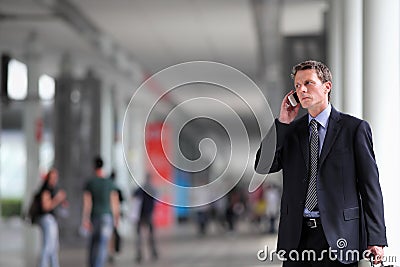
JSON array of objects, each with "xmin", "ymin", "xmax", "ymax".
[{"xmin": 305, "ymin": 119, "xmax": 319, "ymax": 211}]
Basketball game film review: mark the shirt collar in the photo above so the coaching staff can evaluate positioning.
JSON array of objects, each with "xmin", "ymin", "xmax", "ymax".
[{"xmin": 308, "ymin": 103, "xmax": 331, "ymax": 129}]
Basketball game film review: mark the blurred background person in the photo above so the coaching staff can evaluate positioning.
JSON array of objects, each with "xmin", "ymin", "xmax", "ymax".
[
  {"xmin": 37, "ymin": 168, "xmax": 67, "ymax": 267},
  {"xmin": 108, "ymin": 170, "xmax": 124, "ymax": 263},
  {"xmin": 132, "ymin": 174, "xmax": 158, "ymax": 263},
  {"xmin": 192, "ymin": 182, "xmax": 211, "ymax": 236},
  {"xmin": 249, "ymin": 186, "xmax": 267, "ymax": 233},
  {"xmin": 81, "ymin": 156, "xmax": 120, "ymax": 267},
  {"xmin": 264, "ymin": 184, "xmax": 280, "ymax": 234},
  {"xmin": 194, "ymin": 202, "xmax": 210, "ymax": 236},
  {"xmin": 225, "ymin": 188, "xmax": 241, "ymax": 233}
]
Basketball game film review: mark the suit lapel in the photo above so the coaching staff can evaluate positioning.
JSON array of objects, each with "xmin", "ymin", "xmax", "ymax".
[
  {"xmin": 319, "ymin": 107, "xmax": 342, "ymax": 167},
  {"xmin": 296, "ymin": 115, "xmax": 310, "ymax": 169}
]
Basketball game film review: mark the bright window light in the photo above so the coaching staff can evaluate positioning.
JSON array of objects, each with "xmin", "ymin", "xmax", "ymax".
[
  {"xmin": 8, "ymin": 59, "xmax": 28, "ymax": 100},
  {"xmin": 39, "ymin": 74, "xmax": 55, "ymax": 100}
]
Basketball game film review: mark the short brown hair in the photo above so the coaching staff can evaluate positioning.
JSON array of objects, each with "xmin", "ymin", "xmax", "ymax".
[{"xmin": 291, "ymin": 60, "xmax": 332, "ymax": 83}]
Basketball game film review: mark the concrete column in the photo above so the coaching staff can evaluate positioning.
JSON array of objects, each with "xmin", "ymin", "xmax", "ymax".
[
  {"xmin": 54, "ymin": 53, "xmax": 81, "ymax": 245},
  {"xmin": 23, "ymin": 31, "xmax": 42, "ymax": 258},
  {"xmin": 113, "ymin": 88, "xmax": 131, "ymax": 197},
  {"xmin": 128, "ymin": 103, "xmax": 146, "ymax": 186},
  {"xmin": 327, "ymin": 0, "xmax": 343, "ymax": 110},
  {"xmin": 100, "ymin": 80, "xmax": 114, "ymax": 174},
  {"xmin": 253, "ymin": 0, "xmax": 284, "ymax": 117},
  {"xmin": 0, "ymin": 59, "xmax": 2, "ymax": 221},
  {"xmin": 342, "ymin": 0, "xmax": 363, "ymax": 117},
  {"xmin": 363, "ymin": 0, "xmax": 400, "ymax": 263},
  {"xmin": 54, "ymin": 56, "xmax": 102, "ymax": 244}
]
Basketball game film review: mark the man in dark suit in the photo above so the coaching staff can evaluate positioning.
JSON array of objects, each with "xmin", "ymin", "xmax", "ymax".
[{"xmin": 255, "ymin": 60, "xmax": 387, "ymax": 266}]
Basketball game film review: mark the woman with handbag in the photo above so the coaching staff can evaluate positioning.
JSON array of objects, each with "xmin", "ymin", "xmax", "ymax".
[{"xmin": 37, "ymin": 168, "xmax": 67, "ymax": 267}]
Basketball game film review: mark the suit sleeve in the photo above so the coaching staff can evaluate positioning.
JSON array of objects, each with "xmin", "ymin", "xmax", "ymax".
[
  {"xmin": 255, "ymin": 119, "xmax": 290, "ymax": 174},
  {"xmin": 354, "ymin": 121, "xmax": 387, "ymax": 246}
]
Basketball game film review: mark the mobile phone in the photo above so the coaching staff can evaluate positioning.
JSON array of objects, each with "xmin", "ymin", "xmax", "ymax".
[{"xmin": 288, "ymin": 92, "xmax": 299, "ymax": 107}]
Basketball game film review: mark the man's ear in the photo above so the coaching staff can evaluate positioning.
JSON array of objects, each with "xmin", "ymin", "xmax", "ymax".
[{"xmin": 324, "ymin": 81, "xmax": 332, "ymax": 93}]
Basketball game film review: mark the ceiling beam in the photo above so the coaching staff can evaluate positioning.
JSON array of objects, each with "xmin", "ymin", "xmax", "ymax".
[{"xmin": 35, "ymin": 0, "xmax": 144, "ymax": 84}]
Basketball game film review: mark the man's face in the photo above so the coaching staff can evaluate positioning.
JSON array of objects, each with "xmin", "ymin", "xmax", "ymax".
[{"xmin": 294, "ymin": 69, "xmax": 331, "ymax": 111}]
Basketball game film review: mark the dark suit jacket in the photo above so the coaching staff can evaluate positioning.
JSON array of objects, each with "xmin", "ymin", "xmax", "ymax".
[{"xmin": 255, "ymin": 107, "xmax": 387, "ymax": 263}]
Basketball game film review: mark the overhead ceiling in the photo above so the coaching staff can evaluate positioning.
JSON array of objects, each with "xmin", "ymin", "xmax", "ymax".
[
  {"xmin": 72, "ymin": 0, "xmax": 260, "ymax": 77},
  {"xmin": 0, "ymin": 0, "xmax": 327, "ymax": 80}
]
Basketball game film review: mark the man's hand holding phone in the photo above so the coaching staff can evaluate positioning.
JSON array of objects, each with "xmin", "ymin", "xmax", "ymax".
[{"xmin": 279, "ymin": 91, "xmax": 300, "ymax": 124}]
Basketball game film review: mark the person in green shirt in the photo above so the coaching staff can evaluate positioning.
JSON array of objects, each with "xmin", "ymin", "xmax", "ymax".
[{"xmin": 81, "ymin": 156, "xmax": 120, "ymax": 267}]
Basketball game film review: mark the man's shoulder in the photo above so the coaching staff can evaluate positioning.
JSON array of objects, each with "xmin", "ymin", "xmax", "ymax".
[
  {"xmin": 335, "ymin": 110, "xmax": 365, "ymax": 127},
  {"xmin": 84, "ymin": 176, "xmax": 102, "ymax": 190},
  {"xmin": 290, "ymin": 114, "xmax": 308, "ymax": 128},
  {"xmin": 87, "ymin": 176, "xmax": 99, "ymax": 183}
]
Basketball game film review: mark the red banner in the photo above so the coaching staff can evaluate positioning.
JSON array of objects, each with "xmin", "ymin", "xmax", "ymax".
[{"xmin": 145, "ymin": 122, "xmax": 173, "ymax": 227}]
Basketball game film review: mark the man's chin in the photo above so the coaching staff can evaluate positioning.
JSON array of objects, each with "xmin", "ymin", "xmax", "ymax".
[{"xmin": 300, "ymin": 102, "xmax": 308, "ymax": 109}]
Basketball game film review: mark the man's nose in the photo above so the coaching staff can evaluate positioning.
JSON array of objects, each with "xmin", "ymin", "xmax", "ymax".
[{"xmin": 298, "ymin": 85, "xmax": 307, "ymax": 93}]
